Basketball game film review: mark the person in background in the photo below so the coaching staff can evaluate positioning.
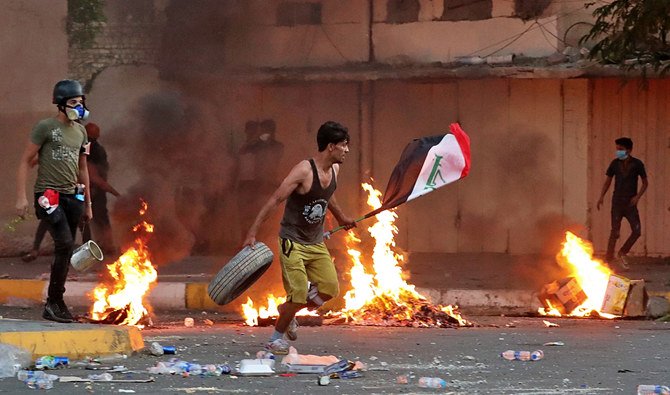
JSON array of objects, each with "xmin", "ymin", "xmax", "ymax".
[
  {"xmin": 16, "ymin": 79, "xmax": 93, "ymax": 323},
  {"xmin": 82, "ymin": 122, "xmax": 120, "ymax": 256},
  {"xmin": 597, "ymin": 137, "xmax": 648, "ymax": 269}
]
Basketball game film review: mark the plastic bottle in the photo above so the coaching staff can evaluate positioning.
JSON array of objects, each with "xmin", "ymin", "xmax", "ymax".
[
  {"xmin": 637, "ymin": 385, "xmax": 670, "ymax": 395},
  {"xmin": 88, "ymin": 372, "xmax": 113, "ymax": 381},
  {"xmin": 26, "ymin": 377, "xmax": 54, "ymax": 390},
  {"xmin": 501, "ymin": 350, "xmax": 544, "ymax": 361},
  {"xmin": 17, "ymin": 370, "xmax": 58, "ymax": 382},
  {"xmin": 418, "ymin": 377, "xmax": 447, "ymax": 389},
  {"xmin": 0, "ymin": 344, "xmax": 31, "ymax": 378},
  {"xmin": 35, "ymin": 356, "xmax": 69, "ymax": 369}
]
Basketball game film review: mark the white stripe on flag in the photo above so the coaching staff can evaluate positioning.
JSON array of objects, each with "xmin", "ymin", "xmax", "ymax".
[{"xmin": 406, "ymin": 134, "xmax": 466, "ymax": 202}]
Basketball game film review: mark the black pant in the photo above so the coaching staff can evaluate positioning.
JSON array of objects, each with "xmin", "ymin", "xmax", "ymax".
[
  {"xmin": 606, "ymin": 199, "xmax": 641, "ymax": 260},
  {"xmin": 34, "ymin": 193, "xmax": 84, "ymax": 301}
]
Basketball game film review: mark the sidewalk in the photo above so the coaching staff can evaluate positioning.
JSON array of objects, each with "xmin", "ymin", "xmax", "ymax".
[{"xmin": 0, "ymin": 252, "xmax": 668, "ymax": 315}]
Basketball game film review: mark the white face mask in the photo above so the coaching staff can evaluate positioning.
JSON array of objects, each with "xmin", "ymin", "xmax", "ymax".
[{"xmin": 259, "ymin": 133, "xmax": 271, "ymax": 141}]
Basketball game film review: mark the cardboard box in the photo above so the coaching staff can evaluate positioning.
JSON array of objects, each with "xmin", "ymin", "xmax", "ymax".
[
  {"xmin": 623, "ymin": 279, "xmax": 648, "ymax": 317},
  {"xmin": 538, "ymin": 277, "xmax": 587, "ymax": 314},
  {"xmin": 600, "ymin": 274, "xmax": 631, "ymax": 316}
]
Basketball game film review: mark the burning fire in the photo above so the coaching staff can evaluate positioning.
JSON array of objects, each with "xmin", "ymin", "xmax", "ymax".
[
  {"xmin": 340, "ymin": 183, "xmax": 470, "ymax": 327},
  {"xmin": 89, "ymin": 200, "xmax": 158, "ymax": 327},
  {"xmin": 240, "ymin": 183, "xmax": 470, "ymax": 328},
  {"xmin": 539, "ymin": 231, "xmax": 616, "ymax": 318},
  {"xmin": 241, "ymin": 295, "xmax": 317, "ymax": 327}
]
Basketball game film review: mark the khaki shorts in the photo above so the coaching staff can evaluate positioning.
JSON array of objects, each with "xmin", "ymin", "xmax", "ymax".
[{"xmin": 278, "ymin": 238, "xmax": 339, "ymax": 304}]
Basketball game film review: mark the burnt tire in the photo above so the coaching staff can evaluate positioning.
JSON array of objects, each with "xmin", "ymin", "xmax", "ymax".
[{"xmin": 207, "ymin": 242, "xmax": 274, "ymax": 306}]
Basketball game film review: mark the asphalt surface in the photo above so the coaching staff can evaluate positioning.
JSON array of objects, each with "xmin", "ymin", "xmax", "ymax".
[{"xmin": 0, "ymin": 306, "xmax": 668, "ymax": 394}]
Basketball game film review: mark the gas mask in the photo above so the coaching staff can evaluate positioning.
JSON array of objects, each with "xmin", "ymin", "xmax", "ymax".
[
  {"xmin": 616, "ymin": 150, "xmax": 628, "ymax": 160},
  {"xmin": 65, "ymin": 104, "xmax": 90, "ymax": 121}
]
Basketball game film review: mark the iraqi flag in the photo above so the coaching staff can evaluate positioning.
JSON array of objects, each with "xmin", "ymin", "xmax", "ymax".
[{"xmin": 367, "ymin": 123, "xmax": 471, "ymax": 218}]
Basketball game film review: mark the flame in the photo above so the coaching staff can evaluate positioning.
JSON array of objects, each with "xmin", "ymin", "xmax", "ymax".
[
  {"xmin": 89, "ymin": 200, "xmax": 158, "ymax": 327},
  {"xmin": 538, "ymin": 231, "xmax": 617, "ymax": 319},
  {"xmin": 240, "ymin": 295, "xmax": 317, "ymax": 327},
  {"xmin": 341, "ymin": 183, "xmax": 470, "ymax": 327}
]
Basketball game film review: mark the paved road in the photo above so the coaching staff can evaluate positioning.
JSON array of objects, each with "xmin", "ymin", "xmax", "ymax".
[{"xmin": 0, "ymin": 306, "xmax": 668, "ymax": 394}]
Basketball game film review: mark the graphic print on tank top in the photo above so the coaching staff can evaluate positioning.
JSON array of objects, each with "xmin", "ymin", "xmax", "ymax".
[{"xmin": 302, "ymin": 198, "xmax": 328, "ymax": 224}]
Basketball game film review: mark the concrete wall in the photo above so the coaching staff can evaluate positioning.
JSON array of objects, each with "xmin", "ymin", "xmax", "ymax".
[
  {"xmin": 0, "ymin": 0, "xmax": 68, "ymax": 245},
  {"xmin": 221, "ymin": 0, "xmax": 596, "ymax": 68},
  {"xmin": 589, "ymin": 79, "xmax": 670, "ymax": 257}
]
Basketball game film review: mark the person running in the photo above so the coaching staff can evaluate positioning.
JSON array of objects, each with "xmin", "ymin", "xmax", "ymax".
[{"xmin": 243, "ymin": 121, "xmax": 356, "ymax": 354}]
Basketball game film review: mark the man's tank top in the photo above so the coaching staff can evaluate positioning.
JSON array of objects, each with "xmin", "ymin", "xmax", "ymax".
[{"xmin": 279, "ymin": 159, "xmax": 337, "ymax": 244}]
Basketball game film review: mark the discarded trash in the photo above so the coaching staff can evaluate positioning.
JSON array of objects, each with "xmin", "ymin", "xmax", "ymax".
[
  {"xmin": 0, "ymin": 343, "xmax": 31, "ymax": 378},
  {"xmin": 543, "ymin": 341, "xmax": 565, "ymax": 346},
  {"xmin": 281, "ymin": 347, "xmax": 339, "ymax": 366},
  {"xmin": 322, "ymin": 359, "xmax": 350, "ymax": 376},
  {"xmin": 396, "ymin": 374, "xmax": 409, "ymax": 384},
  {"xmin": 118, "ymin": 390, "xmax": 135, "ymax": 393},
  {"xmin": 149, "ymin": 342, "xmax": 164, "ymax": 356},
  {"xmin": 279, "ymin": 373, "xmax": 296, "ymax": 377},
  {"xmin": 26, "ymin": 376, "xmax": 55, "ymax": 390},
  {"xmin": 87, "ymin": 372, "xmax": 113, "ymax": 381},
  {"xmin": 184, "ymin": 317, "xmax": 194, "ymax": 327},
  {"xmin": 203, "ymin": 319, "xmax": 214, "ymax": 326},
  {"xmin": 318, "ymin": 375, "xmax": 330, "ymax": 386},
  {"xmin": 543, "ymin": 320, "xmax": 560, "ymax": 328},
  {"xmin": 162, "ymin": 346, "xmax": 176, "ymax": 355},
  {"xmin": 335, "ymin": 370, "xmax": 363, "ymax": 379},
  {"xmin": 35, "ymin": 356, "xmax": 69, "ymax": 370},
  {"xmin": 17, "ymin": 370, "xmax": 59, "ymax": 382},
  {"xmin": 256, "ymin": 351, "xmax": 275, "ymax": 360},
  {"xmin": 237, "ymin": 359, "xmax": 274, "ymax": 376},
  {"xmin": 418, "ymin": 377, "xmax": 447, "ymax": 389},
  {"xmin": 637, "ymin": 384, "xmax": 670, "ymax": 395},
  {"xmin": 501, "ymin": 350, "xmax": 544, "ymax": 361}
]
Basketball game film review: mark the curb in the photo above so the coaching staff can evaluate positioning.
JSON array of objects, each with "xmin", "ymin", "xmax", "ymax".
[
  {"xmin": 1, "ymin": 279, "xmax": 668, "ymax": 313},
  {"xmin": 0, "ymin": 319, "xmax": 144, "ymax": 360}
]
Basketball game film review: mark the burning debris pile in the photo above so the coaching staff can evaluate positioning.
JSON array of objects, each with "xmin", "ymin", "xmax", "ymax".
[
  {"xmin": 538, "ymin": 231, "xmax": 647, "ymax": 319},
  {"xmin": 242, "ymin": 183, "xmax": 471, "ymax": 328},
  {"xmin": 88, "ymin": 201, "xmax": 158, "ymax": 327}
]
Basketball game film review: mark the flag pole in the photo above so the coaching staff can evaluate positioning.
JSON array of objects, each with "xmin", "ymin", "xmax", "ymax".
[{"xmin": 323, "ymin": 211, "xmax": 379, "ymax": 239}]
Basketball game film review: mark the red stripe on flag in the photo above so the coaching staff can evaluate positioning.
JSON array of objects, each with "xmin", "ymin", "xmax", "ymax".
[{"xmin": 450, "ymin": 123, "xmax": 471, "ymax": 178}]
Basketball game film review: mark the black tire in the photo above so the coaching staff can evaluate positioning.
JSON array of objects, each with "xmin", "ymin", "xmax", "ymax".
[{"xmin": 207, "ymin": 243, "xmax": 274, "ymax": 306}]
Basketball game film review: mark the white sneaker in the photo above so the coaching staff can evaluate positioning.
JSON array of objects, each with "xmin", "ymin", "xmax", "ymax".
[{"xmin": 265, "ymin": 339, "xmax": 290, "ymax": 355}]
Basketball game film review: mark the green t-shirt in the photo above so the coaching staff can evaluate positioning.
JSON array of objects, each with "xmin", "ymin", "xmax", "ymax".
[{"xmin": 31, "ymin": 118, "xmax": 88, "ymax": 194}]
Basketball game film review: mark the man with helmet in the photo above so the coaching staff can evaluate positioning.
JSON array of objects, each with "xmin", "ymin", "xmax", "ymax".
[{"xmin": 15, "ymin": 79, "xmax": 93, "ymax": 323}]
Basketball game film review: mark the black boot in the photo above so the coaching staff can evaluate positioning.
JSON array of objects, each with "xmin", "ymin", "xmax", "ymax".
[{"xmin": 42, "ymin": 299, "xmax": 74, "ymax": 323}]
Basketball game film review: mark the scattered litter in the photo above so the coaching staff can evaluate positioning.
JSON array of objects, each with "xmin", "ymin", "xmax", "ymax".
[
  {"xmin": 87, "ymin": 373, "xmax": 113, "ymax": 381},
  {"xmin": 59, "ymin": 376, "xmax": 155, "ymax": 383},
  {"xmin": 318, "ymin": 375, "xmax": 330, "ymax": 386},
  {"xmin": 0, "ymin": 344, "xmax": 31, "ymax": 378},
  {"xmin": 618, "ymin": 369, "xmax": 635, "ymax": 373},
  {"xmin": 35, "ymin": 355, "xmax": 69, "ymax": 370},
  {"xmin": 184, "ymin": 317, "xmax": 194, "ymax": 327},
  {"xmin": 543, "ymin": 341, "xmax": 565, "ymax": 346},
  {"xmin": 396, "ymin": 375, "xmax": 409, "ymax": 384},
  {"xmin": 279, "ymin": 373, "xmax": 296, "ymax": 377},
  {"xmin": 369, "ymin": 356, "xmax": 378, "ymax": 361},
  {"xmin": 118, "ymin": 390, "xmax": 135, "ymax": 393},
  {"xmin": 203, "ymin": 319, "xmax": 214, "ymax": 326},
  {"xmin": 237, "ymin": 359, "xmax": 274, "ymax": 376},
  {"xmin": 150, "ymin": 342, "xmax": 165, "ymax": 356},
  {"xmin": 501, "ymin": 350, "xmax": 544, "ymax": 361},
  {"xmin": 636, "ymin": 384, "xmax": 670, "ymax": 395},
  {"xmin": 418, "ymin": 377, "xmax": 447, "ymax": 389},
  {"xmin": 543, "ymin": 320, "xmax": 560, "ymax": 327}
]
